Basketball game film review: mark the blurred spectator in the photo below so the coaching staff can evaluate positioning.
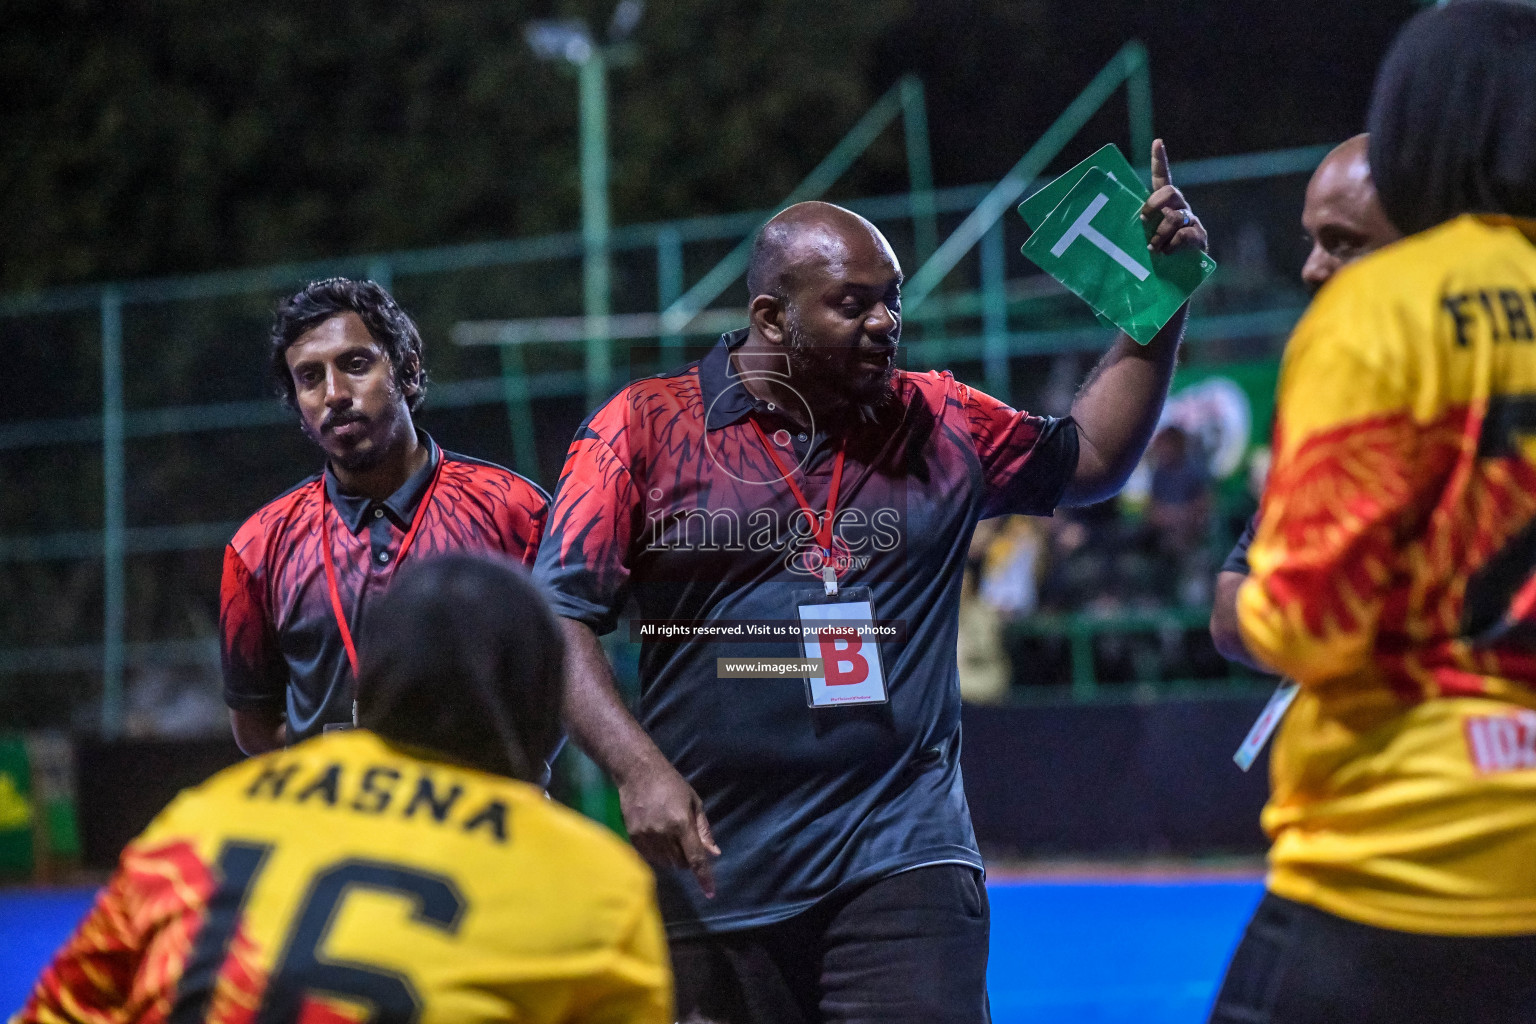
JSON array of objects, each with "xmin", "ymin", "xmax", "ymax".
[
  {"xmin": 1039, "ymin": 498, "xmax": 1131, "ymax": 612},
  {"xmin": 974, "ymin": 460, "xmax": 1230, "ymax": 689},
  {"xmin": 1146, "ymin": 425, "xmax": 1212, "ymax": 552},
  {"xmin": 1146, "ymin": 425, "xmax": 1215, "ymax": 609},
  {"xmin": 957, "ymin": 566, "xmax": 1010, "ymax": 704},
  {"xmin": 962, "ymin": 517, "xmax": 1064, "ymax": 700},
  {"xmin": 978, "ymin": 516, "xmax": 1046, "ymax": 619}
]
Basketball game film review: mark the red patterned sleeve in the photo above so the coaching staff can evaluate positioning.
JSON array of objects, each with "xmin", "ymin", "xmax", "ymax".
[
  {"xmin": 219, "ymin": 542, "xmax": 286, "ymax": 712},
  {"xmin": 18, "ymin": 838, "xmax": 225, "ymax": 1024},
  {"xmin": 533, "ymin": 414, "xmax": 641, "ymax": 636},
  {"xmin": 948, "ymin": 375, "xmax": 1079, "ymax": 519},
  {"xmin": 16, "ymin": 871, "xmax": 144, "ymax": 1024},
  {"xmin": 1236, "ymin": 289, "xmax": 1426, "ymax": 686},
  {"xmin": 504, "ymin": 476, "xmax": 549, "ymax": 568}
]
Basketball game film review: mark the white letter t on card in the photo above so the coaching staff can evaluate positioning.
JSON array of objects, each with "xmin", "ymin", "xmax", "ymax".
[{"xmin": 1049, "ymin": 193, "xmax": 1150, "ymax": 282}]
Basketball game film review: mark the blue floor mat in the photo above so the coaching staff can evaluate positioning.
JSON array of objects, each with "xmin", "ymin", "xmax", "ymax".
[
  {"xmin": 1, "ymin": 876, "xmax": 1262, "ymax": 1022},
  {"xmin": 986, "ymin": 876, "xmax": 1263, "ymax": 1024},
  {"xmin": 0, "ymin": 888, "xmax": 98, "ymax": 1013}
]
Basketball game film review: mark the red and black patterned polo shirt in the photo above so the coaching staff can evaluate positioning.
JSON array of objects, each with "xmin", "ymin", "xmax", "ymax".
[
  {"xmin": 535, "ymin": 330, "xmax": 1078, "ymax": 936},
  {"xmin": 221, "ymin": 432, "xmax": 548, "ymax": 740}
]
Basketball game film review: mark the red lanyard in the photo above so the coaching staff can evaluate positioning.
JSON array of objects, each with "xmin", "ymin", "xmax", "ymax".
[
  {"xmin": 320, "ymin": 453, "xmax": 444, "ymax": 684},
  {"xmin": 749, "ymin": 420, "xmax": 847, "ymax": 593}
]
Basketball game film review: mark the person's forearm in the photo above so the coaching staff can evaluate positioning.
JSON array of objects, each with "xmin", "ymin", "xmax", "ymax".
[
  {"xmin": 230, "ymin": 708, "xmax": 286, "ymax": 756},
  {"xmin": 1211, "ymin": 571, "xmax": 1272, "ymax": 672},
  {"xmin": 559, "ymin": 616, "xmax": 720, "ymax": 892},
  {"xmin": 558, "ymin": 617, "xmax": 671, "ymax": 785},
  {"xmin": 1061, "ymin": 306, "xmax": 1186, "ymax": 506}
]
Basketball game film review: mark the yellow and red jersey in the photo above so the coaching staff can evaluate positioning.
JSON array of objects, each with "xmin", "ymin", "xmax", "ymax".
[
  {"xmin": 1240, "ymin": 215, "xmax": 1536, "ymax": 935},
  {"xmin": 14, "ymin": 731, "xmax": 671, "ymax": 1024}
]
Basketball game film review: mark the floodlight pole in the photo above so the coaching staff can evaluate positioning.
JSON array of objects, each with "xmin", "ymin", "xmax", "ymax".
[{"xmin": 578, "ymin": 51, "xmax": 612, "ymax": 408}]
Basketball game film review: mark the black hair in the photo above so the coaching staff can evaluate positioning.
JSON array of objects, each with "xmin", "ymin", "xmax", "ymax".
[
  {"xmin": 1368, "ymin": 0, "xmax": 1536, "ymax": 236},
  {"xmin": 269, "ymin": 278, "xmax": 428, "ymax": 411},
  {"xmin": 355, "ymin": 554, "xmax": 565, "ymax": 784}
]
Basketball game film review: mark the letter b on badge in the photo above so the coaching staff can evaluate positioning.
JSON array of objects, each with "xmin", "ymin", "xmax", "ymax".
[
  {"xmin": 798, "ymin": 595, "xmax": 888, "ymax": 706},
  {"xmin": 818, "ymin": 628, "xmax": 870, "ymax": 686}
]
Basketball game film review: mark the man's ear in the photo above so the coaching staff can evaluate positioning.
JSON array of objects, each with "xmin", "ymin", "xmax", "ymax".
[
  {"xmin": 400, "ymin": 353, "xmax": 423, "ymax": 397},
  {"xmin": 750, "ymin": 294, "xmax": 787, "ymax": 346}
]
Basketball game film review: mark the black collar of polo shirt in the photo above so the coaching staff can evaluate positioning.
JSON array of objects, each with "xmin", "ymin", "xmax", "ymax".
[
  {"xmin": 700, "ymin": 329, "xmax": 754, "ymax": 431},
  {"xmin": 700, "ymin": 328, "xmax": 808, "ymax": 432},
  {"xmin": 324, "ymin": 430, "xmax": 441, "ymax": 535},
  {"xmin": 699, "ymin": 327, "xmax": 912, "ymax": 446}
]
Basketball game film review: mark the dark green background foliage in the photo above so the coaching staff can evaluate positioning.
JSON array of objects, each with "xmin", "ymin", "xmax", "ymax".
[{"xmin": 2, "ymin": 0, "xmax": 1414, "ymax": 292}]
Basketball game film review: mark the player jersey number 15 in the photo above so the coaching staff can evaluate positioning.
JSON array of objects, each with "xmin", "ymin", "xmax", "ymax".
[{"xmin": 169, "ymin": 840, "xmax": 465, "ymax": 1024}]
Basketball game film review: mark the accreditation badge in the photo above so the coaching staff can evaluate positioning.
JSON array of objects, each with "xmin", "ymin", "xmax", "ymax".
[
  {"xmin": 795, "ymin": 586, "xmax": 889, "ymax": 708},
  {"xmin": 1232, "ymin": 679, "xmax": 1299, "ymax": 771}
]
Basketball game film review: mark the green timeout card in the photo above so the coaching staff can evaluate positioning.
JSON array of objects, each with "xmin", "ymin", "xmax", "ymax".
[
  {"xmin": 1018, "ymin": 143, "xmax": 1147, "ymax": 229},
  {"xmin": 1020, "ymin": 166, "xmax": 1216, "ymax": 344}
]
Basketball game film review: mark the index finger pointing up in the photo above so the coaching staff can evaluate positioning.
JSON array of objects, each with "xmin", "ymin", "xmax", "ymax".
[{"xmin": 1151, "ymin": 138, "xmax": 1172, "ymax": 192}]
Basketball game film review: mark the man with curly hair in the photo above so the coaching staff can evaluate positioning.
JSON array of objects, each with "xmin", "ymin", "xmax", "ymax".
[{"xmin": 220, "ymin": 278, "xmax": 548, "ymax": 752}]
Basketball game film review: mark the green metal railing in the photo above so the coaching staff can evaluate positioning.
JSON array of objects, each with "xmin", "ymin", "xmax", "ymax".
[
  {"xmin": 659, "ymin": 74, "xmax": 940, "ymax": 338},
  {"xmin": 903, "ymin": 42, "xmax": 1153, "ymax": 315},
  {"xmin": 1010, "ymin": 606, "xmax": 1219, "ymax": 701},
  {"xmin": 0, "ymin": 45, "xmax": 1329, "ymax": 733}
]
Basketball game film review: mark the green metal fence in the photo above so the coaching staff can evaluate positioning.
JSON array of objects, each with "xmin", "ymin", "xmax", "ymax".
[{"xmin": 0, "ymin": 44, "xmax": 1324, "ymax": 733}]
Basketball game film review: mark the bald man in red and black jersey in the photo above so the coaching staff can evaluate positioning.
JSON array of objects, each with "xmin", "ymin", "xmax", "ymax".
[
  {"xmin": 221, "ymin": 279, "xmax": 548, "ymax": 753},
  {"xmin": 538, "ymin": 144, "xmax": 1209, "ymax": 1023}
]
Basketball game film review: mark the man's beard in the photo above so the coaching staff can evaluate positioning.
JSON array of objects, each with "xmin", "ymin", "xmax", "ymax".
[
  {"xmin": 329, "ymin": 440, "xmax": 389, "ymax": 474},
  {"xmin": 303, "ymin": 405, "xmax": 399, "ymax": 474},
  {"xmin": 784, "ymin": 313, "xmax": 898, "ymax": 421}
]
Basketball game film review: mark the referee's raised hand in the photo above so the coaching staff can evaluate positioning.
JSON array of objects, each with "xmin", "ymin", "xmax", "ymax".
[
  {"xmin": 1140, "ymin": 138, "xmax": 1208, "ymax": 254},
  {"xmin": 620, "ymin": 760, "xmax": 720, "ymax": 898}
]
